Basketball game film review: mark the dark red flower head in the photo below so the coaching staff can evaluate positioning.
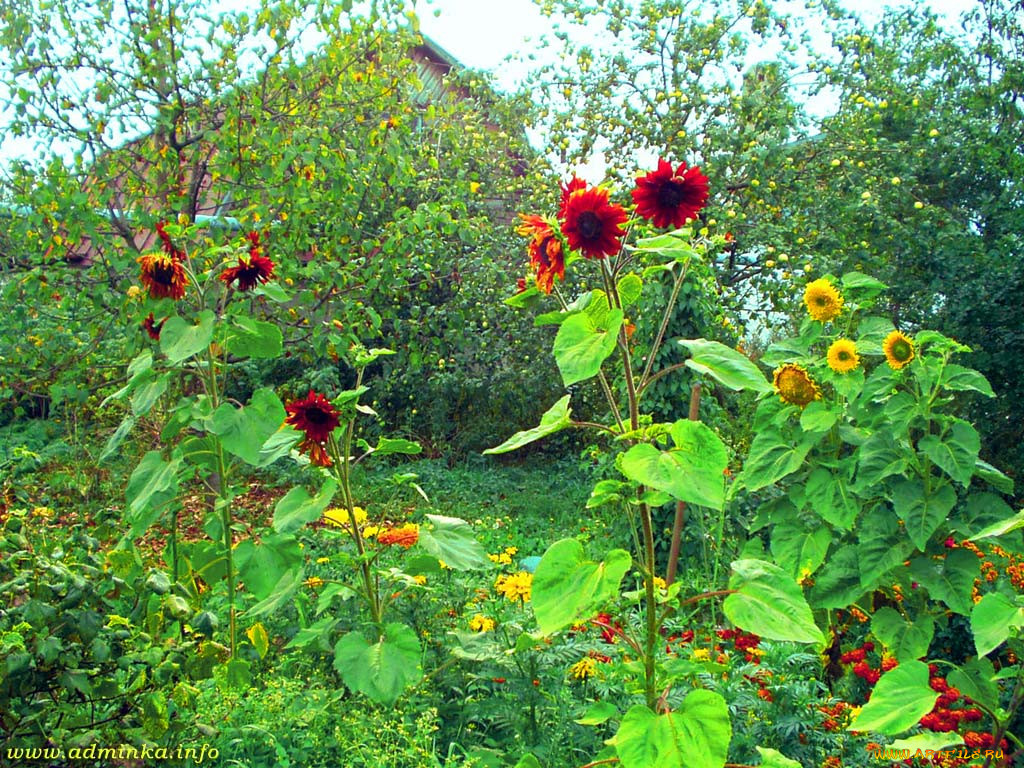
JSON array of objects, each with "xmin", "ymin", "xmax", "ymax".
[
  {"xmin": 516, "ymin": 214, "xmax": 565, "ymax": 293},
  {"xmin": 559, "ymin": 185, "xmax": 628, "ymax": 259},
  {"xmin": 632, "ymin": 158, "xmax": 710, "ymax": 229},
  {"xmin": 220, "ymin": 254, "xmax": 275, "ymax": 291},
  {"xmin": 142, "ymin": 312, "xmax": 165, "ymax": 340},
  {"xmin": 137, "ymin": 252, "xmax": 188, "ymax": 300},
  {"xmin": 285, "ymin": 390, "xmax": 340, "ymax": 466}
]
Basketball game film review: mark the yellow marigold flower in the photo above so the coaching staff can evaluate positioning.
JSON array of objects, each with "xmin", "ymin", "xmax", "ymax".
[
  {"xmin": 773, "ymin": 364, "xmax": 822, "ymax": 408},
  {"xmin": 323, "ymin": 506, "xmax": 368, "ymax": 528},
  {"xmin": 495, "ymin": 571, "xmax": 533, "ymax": 603},
  {"xmin": 883, "ymin": 330, "xmax": 915, "ymax": 370},
  {"xmin": 803, "ymin": 278, "xmax": 844, "ymax": 322},
  {"xmin": 504, "ymin": 546, "xmax": 518, "ymax": 556},
  {"xmin": 413, "ymin": 575, "xmax": 427, "ymax": 586},
  {"xmin": 827, "ymin": 338, "xmax": 860, "ymax": 374},
  {"xmin": 316, "ymin": 557, "xmax": 330, "ymax": 565},
  {"xmin": 304, "ymin": 576, "xmax": 324, "ymax": 589},
  {"xmin": 692, "ymin": 648, "xmax": 712, "ymax": 662},
  {"xmin": 569, "ymin": 657, "xmax": 598, "ymax": 680},
  {"xmin": 652, "ymin": 576, "xmax": 667, "ymax": 591},
  {"xmin": 469, "ymin": 614, "xmax": 496, "ymax": 633},
  {"xmin": 362, "ymin": 525, "xmax": 380, "ymax": 539},
  {"xmin": 31, "ymin": 506, "xmax": 54, "ymax": 519}
]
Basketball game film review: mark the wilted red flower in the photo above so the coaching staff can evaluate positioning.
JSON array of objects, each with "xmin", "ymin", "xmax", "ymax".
[
  {"xmin": 221, "ymin": 231, "xmax": 275, "ymax": 291},
  {"xmin": 155, "ymin": 220, "xmax": 186, "ymax": 260},
  {"xmin": 516, "ymin": 214, "xmax": 565, "ymax": 293},
  {"xmin": 285, "ymin": 390, "xmax": 340, "ymax": 466},
  {"xmin": 631, "ymin": 158, "xmax": 710, "ymax": 228},
  {"xmin": 558, "ymin": 176, "xmax": 587, "ymax": 218},
  {"xmin": 137, "ymin": 252, "xmax": 188, "ymax": 300},
  {"xmin": 560, "ymin": 185, "xmax": 628, "ymax": 259},
  {"xmin": 142, "ymin": 313, "xmax": 165, "ymax": 340}
]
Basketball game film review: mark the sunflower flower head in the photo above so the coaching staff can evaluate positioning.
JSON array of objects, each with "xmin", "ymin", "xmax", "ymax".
[
  {"xmin": 558, "ymin": 176, "xmax": 588, "ymax": 218},
  {"xmin": 803, "ymin": 278, "xmax": 844, "ymax": 322},
  {"xmin": 285, "ymin": 390, "xmax": 340, "ymax": 466},
  {"xmin": 495, "ymin": 571, "xmax": 533, "ymax": 603},
  {"xmin": 516, "ymin": 213, "xmax": 565, "ymax": 294},
  {"xmin": 827, "ymin": 339, "xmax": 860, "ymax": 374},
  {"xmin": 883, "ymin": 330, "xmax": 915, "ymax": 370},
  {"xmin": 137, "ymin": 252, "xmax": 188, "ymax": 300},
  {"xmin": 631, "ymin": 158, "xmax": 710, "ymax": 229},
  {"xmin": 560, "ymin": 185, "xmax": 628, "ymax": 259},
  {"xmin": 773, "ymin": 364, "xmax": 822, "ymax": 407}
]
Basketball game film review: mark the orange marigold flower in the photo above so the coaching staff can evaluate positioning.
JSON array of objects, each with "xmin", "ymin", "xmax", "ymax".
[{"xmin": 377, "ymin": 523, "xmax": 419, "ymax": 549}]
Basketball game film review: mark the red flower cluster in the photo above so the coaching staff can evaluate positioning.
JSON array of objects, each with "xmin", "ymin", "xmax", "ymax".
[
  {"xmin": 716, "ymin": 627, "xmax": 762, "ymax": 662},
  {"xmin": 819, "ymin": 701, "xmax": 852, "ymax": 731},
  {"xmin": 514, "ymin": 157, "xmax": 709, "ymax": 290},
  {"xmin": 284, "ymin": 390, "xmax": 340, "ymax": 467},
  {"xmin": 220, "ymin": 230, "xmax": 276, "ymax": 291},
  {"xmin": 593, "ymin": 612, "xmax": 623, "ymax": 644}
]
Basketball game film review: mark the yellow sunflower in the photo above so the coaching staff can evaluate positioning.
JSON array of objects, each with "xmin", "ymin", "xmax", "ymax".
[
  {"xmin": 827, "ymin": 339, "xmax": 860, "ymax": 374},
  {"xmin": 773, "ymin": 364, "xmax": 822, "ymax": 407},
  {"xmin": 883, "ymin": 330, "xmax": 915, "ymax": 370},
  {"xmin": 803, "ymin": 279, "xmax": 844, "ymax": 322}
]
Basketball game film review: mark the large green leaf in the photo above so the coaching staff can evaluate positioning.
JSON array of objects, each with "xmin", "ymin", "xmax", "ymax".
[
  {"xmin": 973, "ymin": 459, "xmax": 1014, "ymax": 494},
  {"xmin": 417, "ymin": 514, "xmax": 491, "ymax": 570},
  {"xmin": 615, "ymin": 691, "xmax": 730, "ymax": 768},
  {"xmin": 209, "ymin": 388, "xmax": 286, "ymax": 466},
  {"xmin": 756, "ymin": 748, "xmax": 802, "ymax": 768},
  {"xmin": 968, "ymin": 506, "xmax": 1024, "ymax": 542},
  {"xmin": 847, "ymin": 660, "xmax": 937, "ymax": 735},
  {"xmin": 552, "ymin": 308, "xmax": 623, "ymax": 386},
  {"xmin": 235, "ymin": 533, "xmax": 303, "ymax": 600},
  {"xmin": 484, "ymin": 396, "xmax": 571, "ymax": 455},
  {"xmin": 532, "ymin": 539, "xmax": 631, "ymax": 635},
  {"xmin": 853, "ymin": 432, "xmax": 907, "ymax": 490},
  {"xmin": 972, "ymin": 592, "xmax": 1024, "ymax": 657},
  {"xmin": 770, "ymin": 520, "xmax": 831, "ymax": 580},
  {"xmin": 678, "ymin": 338, "xmax": 771, "ymax": 393},
  {"xmin": 858, "ymin": 507, "xmax": 914, "ymax": 590},
  {"xmin": 617, "ymin": 273, "xmax": 643, "ymax": 306},
  {"xmin": 160, "ymin": 310, "xmax": 216, "ymax": 363},
  {"xmin": 272, "ymin": 479, "xmax": 338, "ymax": 534},
  {"xmin": 244, "ymin": 568, "xmax": 304, "ymax": 619},
  {"xmin": 130, "ymin": 370, "xmax": 170, "ymax": 416},
  {"xmin": 804, "ymin": 467, "xmax": 859, "ymax": 530},
  {"xmin": 908, "ymin": 549, "xmax": 978, "ymax": 616},
  {"xmin": 948, "ymin": 658, "xmax": 1000, "ymax": 712},
  {"xmin": 940, "ymin": 364, "xmax": 995, "ymax": 397},
  {"xmin": 919, "ymin": 420, "xmax": 980, "ymax": 487},
  {"xmin": 809, "ymin": 547, "xmax": 864, "ymax": 610},
  {"xmin": 892, "ymin": 479, "xmax": 956, "ymax": 551},
  {"xmin": 738, "ymin": 430, "xmax": 812, "ymax": 492},
  {"xmin": 618, "ymin": 421, "xmax": 728, "ymax": 509},
  {"xmin": 125, "ymin": 451, "xmax": 182, "ymax": 537},
  {"xmin": 723, "ymin": 560, "xmax": 825, "ymax": 645},
  {"xmin": 224, "ymin": 316, "xmax": 283, "ymax": 359},
  {"xmin": 871, "ymin": 607, "xmax": 934, "ymax": 662},
  {"xmin": 333, "ymin": 623, "xmax": 422, "ymax": 705}
]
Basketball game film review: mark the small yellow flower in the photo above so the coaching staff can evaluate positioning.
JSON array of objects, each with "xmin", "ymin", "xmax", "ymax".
[
  {"xmin": 495, "ymin": 571, "xmax": 533, "ymax": 603},
  {"xmin": 469, "ymin": 181, "xmax": 481, "ymax": 194},
  {"xmin": 827, "ymin": 338, "xmax": 860, "ymax": 373},
  {"xmin": 362, "ymin": 525, "xmax": 380, "ymax": 539},
  {"xmin": 323, "ymin": 506, "xmax": 368, "ymax": 528},
  {"xmin": 31, "ymin": 506, "xmax": 55, "ymax": 519},
  {"xmin": 773, "ymin": 364, "xmax": 822, "ymax": 408},
  {"xmin": 652, "ymin": 576, "xmax": 667, "ymax": 591},
  {"xmin": 692, "ymin": 648, "xmax": 712, "ymax": 662},
  {"xmin": 883, "ymin": 330, "xmax": 915, "ymax": 370},
  {"xmin": 504, "ymin": 546, "xmax": 518, "ymax": 556},
  {"xmin": 413, "ymin": 575, "xmax": 427, "ymax": 586},
  {"xmin": 304, "ymin": 576, "xmax": 325, "ymax": 589},
  {"xmin": 126, "ymin": 285, "xmax": 142, "ymax": 299},
  {"xmin": 316, "ymin": 557, "xmax": 330, "ymax": 565},
  {"xmin": 469, "ymin": 614, "xmax": 496, "ymax": 633},
  {"xmin": 568, "ymin": 657, "xmax": 598, "ymax": 680},
  {"xmin": 803, "ymin": 278, "xmax": 844, "ymax": 322}
]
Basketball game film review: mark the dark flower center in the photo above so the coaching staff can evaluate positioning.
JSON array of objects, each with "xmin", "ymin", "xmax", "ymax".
[
  {"xmin": 305, "ymin": 407, "xmax": 331, "ymax": 425},
  {"xmin": 657, "ymin": 178, "xmax": 686, "ymax": 209},
  {"xmin": 892, "ymin": 340, "xmax": 912, "ymax": 360},
  {"xmin": 153, "ymin": 262, "xmax": 176, "ymax": 285},
  {"xmin": 838, "ymin": 350, "xmax": 851, "ymax": 361},
  {"xmin": 577, "ymin": 211, "xmax": 603, "ymax": 239}
]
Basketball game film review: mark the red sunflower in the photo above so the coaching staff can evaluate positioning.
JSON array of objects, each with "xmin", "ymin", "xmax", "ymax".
[
  {"xmin": 137, "ymin": 252, "xmax": 188, "ymax": 300},
  {"xmin": 285, "ymin": 390, "xmax": 340, "ymax": 466},
  {"xmin": 559, "ymin": 186, "xmax": 628, "ymax": 259},
  {"xmin": 631, "ymin": 159, "xmax": 710, "ymax": 229},
  {"xmin": 516, "ymin": 214, "xmax": 565, "ymax": 294},
  {"xmin": 558, "ymin": 176, "xmax": 587, "ymax": 218},
  {"xmin": 142, "ymin": 312, "xmax": 166, "ymax": 340},
  {"xmin": 220, "ymin": 231, "xmax": 275, "ymax": 291}
]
